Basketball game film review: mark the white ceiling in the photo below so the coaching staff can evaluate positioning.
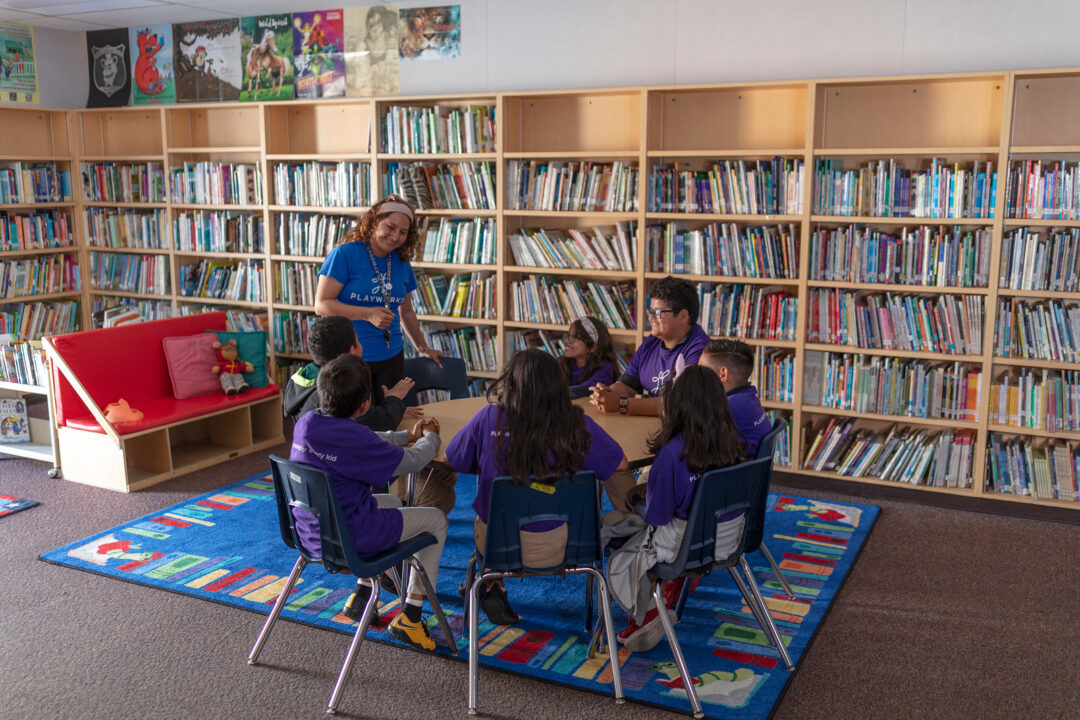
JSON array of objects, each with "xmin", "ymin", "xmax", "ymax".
[{"xmin": 0, "ymin": 0, "xmax": 385, "ymax": 32}]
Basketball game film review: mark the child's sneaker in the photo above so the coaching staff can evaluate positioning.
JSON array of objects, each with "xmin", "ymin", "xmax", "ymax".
[
  {"xmin": 342, "ymin": 589, "xmax": 389, "ymax": 629},
  {"xmin": 617, "ymin": 606, "xmax": 675, "ymax": 653},
  {"xmin": 389, "ymin": 614, "xmax": 436, "ymax": 651}
]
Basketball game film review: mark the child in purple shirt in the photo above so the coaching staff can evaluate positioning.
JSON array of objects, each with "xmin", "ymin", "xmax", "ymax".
[
  {"xmin": 699, "ymin": 338, "xmax": 771, "ymax": 457},
  {"xmin": 446, "ymin": 348, "xmax": 629, "ymax": 625},
  {"xmin": 606, "ymin": 365, "xmax": 745, "ymax": 653},
  {"xmin": 559, "ymin": 315, "xmax": 618, "ymax": 398}
]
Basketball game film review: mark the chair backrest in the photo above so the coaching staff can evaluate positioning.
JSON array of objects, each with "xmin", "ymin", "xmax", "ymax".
[
  {"xmin": 652, "ymin": 456, "xmax": 773, "ymax": 581},
  {"xmin": 483, "ymin": 471, "xmax": 600, "ymax": 573},
  {"xmin": 747, "ymin": 417, "xmax": 786, "ymax": 549},
  {"xmin": 756, "ymin": 417, "xmax": 787, "ymax": 461},
  {"xmin": 402, "ymin": 356, "xmax": 469, "ymax": 405}
]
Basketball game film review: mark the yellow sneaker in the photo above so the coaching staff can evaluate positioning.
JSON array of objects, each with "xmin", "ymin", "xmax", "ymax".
[{"xmin": 389, "ymin": 614, "xmax": 436, "ymax": 651}]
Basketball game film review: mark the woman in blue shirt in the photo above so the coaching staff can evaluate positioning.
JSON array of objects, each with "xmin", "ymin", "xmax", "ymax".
[{"xmin": 315, "ymin": 195, "xmax": 442, "ymax": 399}]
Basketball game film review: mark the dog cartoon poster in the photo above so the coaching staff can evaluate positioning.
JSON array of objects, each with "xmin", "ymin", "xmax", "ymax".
[
  {"xmin": 173, "ymin": 19, "xmax": 242, "ymax": 103},
  {"xmin": 398, "ymin": 5, "xmax": 460, "ymax": 61},
  {"xmin": 344, "ymin": 5, "xmax": 400, "ymax": 97},
  {"xmin": 129, "ymin": 24, "xmax": 174, "ymax": 105},
  {"xmin": 86, "ymin": 28, "xmax": 130, "ymax": 107},
  {"xmin": 0, "ymin": 22, "xmax": 37, "ymax": 104},
  {"xmin": 292, "ymin": 9, "xmax": 346, "ymax": 99},
  {"xmin": 241, "ymin": 14, "xmax": 294, "ymax": 102}
]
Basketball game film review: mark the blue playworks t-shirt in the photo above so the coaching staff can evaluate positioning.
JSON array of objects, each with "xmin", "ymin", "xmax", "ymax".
[
  {"xmin": 620, "ymin": 324, "xmax": 710, "ymax": 396},
  {"xmin": 319, "ymin": 241, "xmax": 417, "ymax": 362}
]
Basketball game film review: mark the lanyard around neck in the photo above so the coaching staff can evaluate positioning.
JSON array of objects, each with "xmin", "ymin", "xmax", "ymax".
[{"xmin": 365, "ymin": 243, "xmax": 392, "ymax": 308}]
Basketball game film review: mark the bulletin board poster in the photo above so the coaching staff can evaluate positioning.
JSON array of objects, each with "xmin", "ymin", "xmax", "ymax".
[
  {"xmin": 344, "ymin": 5, "xmax": 400, "ymax": 97},
  {"xmin": 240, "ymin": 14, "xmax": 295, "ymax": 102},
  {"xmin": 0, "ymin": 22, "xmax": 38, "ymax": 104},
  {"xmin": 293, "ymin": 9, "xmax": 346, "ymax": 99},
  {"xmin": 398, "ymin": 6, "xmax": 460, "ymax": 61},
  {"xmin": 130, "ymin": 24, "xmax": 175, "ymax": 105}
]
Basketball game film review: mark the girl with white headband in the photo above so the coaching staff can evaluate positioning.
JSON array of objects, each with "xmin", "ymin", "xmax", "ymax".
[
  {"xmin": 315, "ymin": 195, "xmax": 442, "ymax": 401},
  {"xmin": 558, "ymin": 315, "xmax": 619, "ymax": 398}
]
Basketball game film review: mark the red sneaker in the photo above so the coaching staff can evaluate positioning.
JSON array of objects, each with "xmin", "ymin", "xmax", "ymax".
[{"xmin": 617, "ymin": 606, "xmax": 675, "ymax": 653}]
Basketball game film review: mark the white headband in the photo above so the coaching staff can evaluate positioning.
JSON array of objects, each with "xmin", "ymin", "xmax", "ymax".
[
  {"xmin": 578, "ymin": 316, "xmax": 599, "ymax": 344},
  {"xmin": 377, "ymin": 201, "xmax": 414, "ymax": 221}
]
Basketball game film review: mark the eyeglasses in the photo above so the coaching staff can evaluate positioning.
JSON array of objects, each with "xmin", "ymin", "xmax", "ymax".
[
  {"xmin": 647, "ymin": 307, "xmax": 677, "ymax": 320},
  {"xmin": 562, "ymin": 334, "xmax": 582, "ymax": 343}
]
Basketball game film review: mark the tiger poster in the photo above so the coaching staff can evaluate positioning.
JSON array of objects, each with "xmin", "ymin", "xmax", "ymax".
[
  {"xmin": 292, "ymin": 9, "xmax": 345, "ymax": 99},
  {"xmin": 344, "ymin": 5, "xmax": 399, "ymax": 97},
  {"xmin": 240, "ymin": 14, "xmax": 294, "ymax": 102},
  {"xmin": 398, "ymin": 5, "xmax": 460, "ymax": 61},
  {"xmin": 173, "ymin": 18, "xmax": 242, "ymax": 103},
  {"xmin": 129, "ymin": 24, "xmax": 175, "ymax": 105}
]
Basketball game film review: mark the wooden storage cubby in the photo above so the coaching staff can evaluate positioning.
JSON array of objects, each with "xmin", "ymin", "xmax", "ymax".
[
  {"xmin": 504, "ymin": 90, "xmax": 642, "ymax": 155},
  {"xmin": 77, "ymin": 109, "xmax": 163, "ymax": 157},
  {"xmin": 265, "ymin": 100, "xmax": 373, "ymax": 156},
  {"xmin": 166, "ymin": 105, "xmax": 263, "ymax": 150}
]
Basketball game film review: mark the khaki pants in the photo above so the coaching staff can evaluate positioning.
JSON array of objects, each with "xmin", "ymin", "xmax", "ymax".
[
  {"xmin": 388, "ymin": 460, "xmax": 458, "ymax": 516},
  {"xmin": 474, "ymin": 516, "xmax": 569, "ymax": 569},
  {"xmin": 603, "ymin": 467, "xmax": 645, "ymax": 513},
  {"xmin": 374, "ymin": 494, "xmax": 447, "ymax": 597}
]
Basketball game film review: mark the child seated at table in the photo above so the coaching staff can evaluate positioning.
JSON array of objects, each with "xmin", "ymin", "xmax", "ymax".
[
  {"xmin": 445, "ymin": 348, "xmax": 629, "ymax": 626},
  {"xmin": 698, "ymin": 338, "xmax": 771, "ymax": 456},
  {"xmin": 289, "ymin": 353, "xmax": 447, "ymax": 651},
  {"xmin": 559, "ymin": 315, "xmax": 619, "ymax": 399},
  {"xmin": 605, "ymin": 365, "xmax": 745, "ymax": 652}
]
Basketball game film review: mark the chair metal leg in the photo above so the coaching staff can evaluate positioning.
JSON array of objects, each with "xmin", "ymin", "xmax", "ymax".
[
  {"xmin": 760, "ymin": 541, "xmax": 795, "ymax": 599},
  {"xmin": 248, "ymin": 556, "xmax": 306, "ymax": 666},
  {"xmin": 385, "ymin": 565, "xmax": 403, "ymax": 596},
  {"xmin": 652, "ymin": 582, "xmax": 702, "ymax": 718},
  {"xmin": 738, "ymin": 557, "xmax": 794, "ymax": 670},
  {"xmin": 327, "ymin": 575, "xmax": 382, "ymax": 714},
  {"xmin": 584, "ymin": 571, "xmax": 594, "ymax": 633},
  {"xmin": 727, "ymin": 566, "xmax": 770, "ymax": 634},
  {"xmin": 581, "ymin": 566, "xmax": 624, "ymax": 704},
  {"xmin": 674, "ymin": 575, "xmax": 691, "ymax": 620},
  {"xmin": 409, "ymin": 558, "xmax": 458, "ymax": 655},
  {"xmin": 463, "ymin": 552, "xmax": 478, "ymax": 617},
  {"xmin": 467, "ymin": 572, "xmax": 490, "ymax": 715}
]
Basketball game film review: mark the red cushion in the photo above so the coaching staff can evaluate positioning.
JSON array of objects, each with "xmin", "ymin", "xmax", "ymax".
[{"xmin": 64, "ymin": 383, "xmax": 280, "ymax": 434}]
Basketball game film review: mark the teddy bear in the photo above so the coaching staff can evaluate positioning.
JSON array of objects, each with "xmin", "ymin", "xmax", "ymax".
[{"xmin": 212, "ymin": 339, "xmax": 254, "ymax": 396}]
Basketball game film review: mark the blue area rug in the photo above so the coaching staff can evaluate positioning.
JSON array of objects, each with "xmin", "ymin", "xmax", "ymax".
[
  {"xmin": 40, "ymin": 472, "xmax": 878, "ymax": 719},
  {"xmin": 0, "ymin": 494, "xmax": 37, "ymax": 517}
]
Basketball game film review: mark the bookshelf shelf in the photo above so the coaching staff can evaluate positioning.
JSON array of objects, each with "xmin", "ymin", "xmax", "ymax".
[
  {"xmin": 416, "ymin": 314, "xmax": 498, "ymax": 326},
  {"xmin": 87, "ymin": 289, "xmax": 160, "ymax": 299},
  {"xmin": 815, "ymin": 147, "xmax": 999, "ymax": 157},
  {"xmin": 266, "ymin": 153, "xmax": 374, "ymax": 161},
  {"xmin": 648, "ymin": 272, "xmax": 798, "ymax": 285},
  {"xmin": 805, "ymin": 280, "xmax": 988, "ymax": 294},
  {"xmin": 382, "ymin": 152, "xmax": 497, "ymax": 161},
  {"xmin": 994, "ymin": 288, "xmax": 1079, "ymax": 300},
  {"xmin": 1001, "ymin": 218, "xmax": 1080, "ymax": 227},
  {"xmin": 646, "ymin": 149, "xmax": 804, "ymax": 159},
  {"xmin": 804, "ymin": 343, "xmax": 983, "ymax": 362},
  {"xmin": 416, "ymin": 208, "xmax": 499, "ymax": 217},
  {"xmin": 175, "ymin": 250, "xmax": 261, "ymax": 260},
  {"xmin": 0, "ymin": 247, "xmax": 77, "ymax": 258},
  {"xmin": 506, "ymin": 265, "xmax": 637, "ymax": 280},
  {"xmin": 0, "ymin": 203, "xmax": 74, "ymax": 210},
  {"xmin": 645, "ymin": 213, "xmax": 803, "ymax": 223},
  {"xmin": 810, "ymin": 215, "xmax": 995, "ymax": 225},
  {"xmin": 178, "ymin": 297, "xmax": 267, "ymax": 310},
  {"xmin": 268, "ymin": 204, "xmax": 369, "ymax": 215},
  {"xmin": 793, "ymin": 467, "xmax": 977, "ymax": 496},
  {"xmin": 412, "ymin": 261, "xmax": 495, "ymax": 272},
  {"xmin": 992, "ymin": 356, "xmax": 1080, "ymax": 371},
  {"xmin": 0, "ymin": 290, "xmax": 81, "ymax": 304},
  {"xmin": 987, "ymin": 424, "xmax": 1080, "ymax": 442},
  {"xmin": 87, "ymin": 246, "xmax": 171, "ymax": 255},
  {"xmin": 167, "ymin": 147, "xmax": 263, "ymax": 154},
  {"xmin": 82, "ymin": 201, "xmax": 168, "ymax": 209},
  {"xmin": 804, "ymin": 404, "xmax": 978, "ymax": 430},
  {"xmin": 170, "ymin": 203, "xmax": 264, "ymax": 211}
]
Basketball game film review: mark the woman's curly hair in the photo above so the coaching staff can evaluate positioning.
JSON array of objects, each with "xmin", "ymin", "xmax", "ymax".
[{"xmin": 340, "ymin": 194, "xmax": 422, "ymax": 261}]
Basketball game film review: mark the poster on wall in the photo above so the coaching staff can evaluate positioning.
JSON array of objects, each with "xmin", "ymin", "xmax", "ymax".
[
  {"xmin": 240, "ymin": 14, "xmax": 294, "ymax": 102},
  {"xmin": 293, "ymin": 9, "xmax": 345, "ymax": 99},
  {"xmin": 173, "ymin": 19, "xmax": 242, "ymax": 103},
  {"xmin": 0, "ymin": 22, "xmax": 37, "ymax": 104},
  {"xmin": 344, "ymin": 5, "xmax": 399, "ymax": 97},
  {"xmin": 130, "ymin": 25, "xmax": 175, "ymax": 105},
  {"xmin": 398, "ymin": 6, "xmax": 460, "ymax": 61},
  {"xmin": 86, "ymin": 28, "xmax": 130, "ymax": 107}
]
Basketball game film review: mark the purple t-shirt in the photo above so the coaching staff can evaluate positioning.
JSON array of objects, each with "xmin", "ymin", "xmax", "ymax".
[
  {"xmin": 568, "ymin": 361, "xmax": 615, "ymax": 398},
  {"xmin": 644, "ymin": 433, "xmax": 699, "ymax": 526},
  {"xmin": 621, "ymin": 324, "xmax": 710, "ymax": 396},
  {"xmin": 728, "ymin": 384, "xmax": 770, "ymax": 457},
  {"xmin": 290, "ymin": 410, "xmax": 405, "ymax": 558},
  {"xmin": 445, "ymin": 403, "xmax": 625, "ymax": 525}
]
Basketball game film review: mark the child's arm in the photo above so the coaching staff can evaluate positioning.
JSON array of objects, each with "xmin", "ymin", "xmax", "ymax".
[
  {"xmin": 389, "ymin": 429, "xmax": 441, "ymax": 476},
  {"xmin": 357, "ymin": 394, "xmax": 407, "ymax": 431}
]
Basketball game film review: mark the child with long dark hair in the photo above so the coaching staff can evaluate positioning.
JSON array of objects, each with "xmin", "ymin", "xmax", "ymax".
[
  {"xmin": 559, "ymin": 315, "xmax": 619, "ymax": 398},
  {"xmin": 446, "ymin": 348, "xmax": 629, "ymax": 625},
  {"xmin": 606, "ymin": 364, "xmax": 745, "ymax": 652}
]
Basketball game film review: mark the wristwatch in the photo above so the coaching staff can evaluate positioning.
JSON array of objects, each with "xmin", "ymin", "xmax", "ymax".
[{"xmin": 618, "ymin": 397, "xmax": 629, "ymax": 415}]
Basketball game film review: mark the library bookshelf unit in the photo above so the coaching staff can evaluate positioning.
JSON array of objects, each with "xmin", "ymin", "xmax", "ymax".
[{"xmin": 3, "ymin": 67, "xmax": 1073, "ymax": 511}]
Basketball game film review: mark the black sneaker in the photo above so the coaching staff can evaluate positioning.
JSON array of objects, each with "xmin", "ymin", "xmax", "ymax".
[
  {"xmin": 480, "ymin": 583, "xmax": 520, "ymax": 626},
  {"xmin": 380, "ymin": 571, "xmax": 399, "ymax": 594},
  {"xmin": 342, "ymin": 583, "xmax": 388, "ymax": 629}
]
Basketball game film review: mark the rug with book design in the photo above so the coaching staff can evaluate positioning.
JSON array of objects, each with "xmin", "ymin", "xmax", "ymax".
[
  {"xmin": 39, "ymin": 472, "xmax": 878, "ymax": 719},
  {"xmin": 0, "ymin": 494, "xmax": 37, "ymax": 518}
]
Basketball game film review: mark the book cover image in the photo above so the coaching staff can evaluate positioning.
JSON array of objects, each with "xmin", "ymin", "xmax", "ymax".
[
  {"xmin": 0, "ymin": 398, "xmax": 29, "ymax": 444},
  {"xmin": 130, "ymin": 25, "xmax": 175, "ymax": 105},
  {"xmin": 293, "ymin": 9, "xmax": 345, "ymax": 99},
  {"xmin": 241, "ymin": 14, "xmax": 294, "ymax": 102},
  {"xmin": 173, "ymin": 19, "xmax": 242, "ymax": 103},
  {"xmin": 344, "ymin": 5, "xmax": 399, "ymax": 97},
  {"xmin": 399, "ymin": 6, "xmax": 460, "ymax": 61},
  {"xmin": 0, "ymin": 22, "xmax": 38, "ymax": 104}
]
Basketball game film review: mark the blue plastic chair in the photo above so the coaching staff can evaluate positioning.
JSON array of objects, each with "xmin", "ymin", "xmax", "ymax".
[
  {"xmin": 647, "ymin": 456, "xmax": 794, "ymax": 718},
  {"xmin": 249, "ymin": 455, "xmax": 458, "ymax": 715},
  {"xmin": 402, "ymin": 355, "xmax": 469, "ymax": 406},
  {"xmin": 464, "ymin": 471, "xmax": 624, "ymax": 714}
]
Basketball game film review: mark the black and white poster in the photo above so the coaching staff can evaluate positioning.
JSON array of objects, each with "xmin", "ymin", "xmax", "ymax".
[{"xmin": 86, "ymin": 28, "xmax": 131, "ymax": 107}]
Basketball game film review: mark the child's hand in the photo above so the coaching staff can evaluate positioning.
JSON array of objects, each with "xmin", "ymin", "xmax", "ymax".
[
  {"xmin": 384, "ymin": 376, "xmax": 415, "ymax": 400},
  {"xmin": 409, "ymin": 417, "xmax": 439, "ymax": 442},
  {"xmin": 589, "ymin": 383, "xmax": 618, "ymax": 413},
  {"xmin": 403, "ymin": 406, "xmax": 424, "ymax": 419}
]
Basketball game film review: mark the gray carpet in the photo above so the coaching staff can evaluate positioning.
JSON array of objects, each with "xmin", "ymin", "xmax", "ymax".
[{"xmin": 2, "ymin": 446, "xmax": 1079, "ymax": 720}]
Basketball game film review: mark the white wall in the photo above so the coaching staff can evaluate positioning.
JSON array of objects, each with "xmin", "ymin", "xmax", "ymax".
[{"xmin": 9, "ymin": 0, "xmax": 1080, "ymax": 108}]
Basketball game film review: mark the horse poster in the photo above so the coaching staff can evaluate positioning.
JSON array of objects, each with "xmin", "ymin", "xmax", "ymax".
[
  {"xmin": 86, "ymin": 28, "xmax": 130, "ymax": 108},
  {"xmin": 129, "ymin": 24, "xmax": 175, "ymax": 105},
  {"xmin": 0, "ymin": 22, "xmax": 37, "ymax": 104},
  {"xmin": 293, "ymin": 9, "xmax": 346, "ymax": 99},
  {"xmin": 241, "ymin": 14, "xmax": 294, "ymax": 102},
  {"xmin": 173, "ymin": 19, "xmax": 242, "ymax": 103}
]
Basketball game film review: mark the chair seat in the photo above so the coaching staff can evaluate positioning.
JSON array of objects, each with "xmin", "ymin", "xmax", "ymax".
[{"xmin": 353, "ymin": 532, "xmax": 437, "ymax": 576}]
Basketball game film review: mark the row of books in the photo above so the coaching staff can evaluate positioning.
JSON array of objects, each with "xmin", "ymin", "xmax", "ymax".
[
  {"xmin": 179, "ymin": 259, "xmax": 265, "ymax": 302},
  {"xmin": 169, "ymin": 162, "xmax": 263, "ymax": 206},
  {"xmin": 274, "ymin": 261, "xmax": 318, "ymax": 308},
  {"xmin": 807, "ymin": 289, "xmax": 984, "ymax": 355},
  {"xmin": 174, "ymin": 211, "xmax": 264, "ymax": 254},
  {"xmin": 1, "ymin": 210, "xmax": 74, "ymax": 252},
  {"xmin": 276, "ymin": 360, "xmax": 305, "ymax": 387},
  {"xmin": 0, "ymin": 300, "xmax": 79, "ymax": 341},
  {"xmin": 997, "ymin": 227, "xmax": 1080, "ymax": 293},
  {"xmin": 275, "ymin": 212, "xmax": 352, "ymax": 257},
  {"xmin": 993, "ymin": 298, "xmax": 1080, "ymax": 364},
  {"xmin": 647, "ymin": 222, "xmax": 797, "ymax": 278},
  {"xmin": 80, "ymin": 162, "xmax": 165, "ymax": 203},
  {"xmin": 697, "ymin": 284, "xmax": 798, "ymax": 341},
  {"xmin": 387, "ymin": 161, "xmax": 497, "ymax": 211},
  {"xmin": 802, "ymin": 350, "xmax": 981, "ymax": 420},
  {"xmin": 272, "ymin": 161, "xmax": 371, "ymax": 208},
  {"xmin": 987, "ymin": 435, "xmax": 1078, "ymax": 502},
  {"xmin": 418, "ymin": 216, "xmax": 497, "ymax": 265},
  {"xmin": 1003, "ymin": 160, "xmax": 1080, "ymax": 220},
  {"xmin": 758, "ymin": 349, "xmax": 795, "ymax": 403},
  {"xmin": 90, "ymin": 296, "xmax": 172, "ymax": 323},
  {"xmin": 273, "ymin": 310, "xmax": 315, "ymax": 354},
  {"xmin": 989, "ymin": 368, "xmax": 1080, "ymax": 433},
  {"xmin": 803, "ymin": 416, "xmax": 974, "ymax": 487},
  {"xmin": 0, "ymin": 254, "xmax": 81, "ymax": 299},
  {"xmin": 508, "ymin": 223, "xmax": 635, "ymax": 272},
  {"xmin": 175, "ymin": 305, "xmax": 268, "ymax": 334},
  {"xmin": 405, "ymin": 324, "xmax": 498, "ymax": 373},
  {"xmin": 0, "ymin": 336, "xmax": 46, "ymax": 386},
  {"xmin": 812, "ymin": 158, "xmax": 996, "ymax": 219},
  {"xmin": 508, "ymin": 276, "xmax": 635, "ymax": 329},
  {"xmin": 90, "ymin": 252, "xmax": 168, "ymax": 295},
  {"xmin": 0, "ymin": 162, "xmax": 72, "ymax": 204},
  {"xmin": 84, "ymin": 207, "xmax": 165, "ymax": 250},
  {"xmin": 381, "ymin": 104, "xmax": 497, "ymax": 155},
  {"xmin": 647, "ymin": 158, "xmax": 804, "ymax": 215},
  {"xmin": 766, "ymin": 411, "xmax": 791, "ymax": 466},
  {"xmin": 505, "ymin": 160, "xmax": 638, "ymax": 213},
  {"xmin": 411, "ymin": 271, "xmax": 496, "ymax": 320},
  {"xmin": 808, "ymin": 224, "xmax": 991, "ymax": 287}
]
